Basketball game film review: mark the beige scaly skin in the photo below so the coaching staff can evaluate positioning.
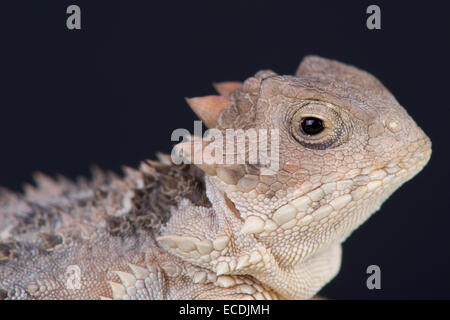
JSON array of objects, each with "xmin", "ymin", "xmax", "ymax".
[{"xmin": 0, "ymin": 56, "xmax": 431, "ymax": 300}]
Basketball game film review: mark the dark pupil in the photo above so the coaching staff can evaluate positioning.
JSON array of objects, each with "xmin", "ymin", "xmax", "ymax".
[{"xmin": 301, "ymin": 117, "xmax": 324, "ymax": 135}]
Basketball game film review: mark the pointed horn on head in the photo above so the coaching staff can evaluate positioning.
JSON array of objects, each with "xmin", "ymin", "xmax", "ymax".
[{"xmin": 185, "ymin": 95, "xmax": 229, "ymax": 128}]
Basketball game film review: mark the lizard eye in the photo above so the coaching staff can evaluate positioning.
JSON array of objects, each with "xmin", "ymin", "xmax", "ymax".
[
  {"xmin": 300, "ymin": 117, "xmax": 324, "ymax": 135},
  {"xmin": 290, "ymin": 101, "xmax": 350, "ymax": 150}
]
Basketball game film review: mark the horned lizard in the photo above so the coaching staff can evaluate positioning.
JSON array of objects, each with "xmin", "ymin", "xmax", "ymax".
[{"xmin": 0, "ymin": 56, "xmax": 431, "ymax": 300}]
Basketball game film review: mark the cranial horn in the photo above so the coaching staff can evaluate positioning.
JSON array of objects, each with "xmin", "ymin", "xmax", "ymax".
[
  {"xmin": 212, "ymin": 81, "xmax": 243, "ymax": 96},
  {"xmin": 185, "ymin": 95, "xmax": 229, "ymax": 128}
]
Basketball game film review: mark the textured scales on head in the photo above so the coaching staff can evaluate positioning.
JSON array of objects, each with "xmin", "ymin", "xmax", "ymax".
[
  {"xmin": 0, "ymin": 56, "xmax": 431, "ymax": 300},
  {"xmin": 168, "ymin": 55, "xmax": 431, "ymax": 299}
]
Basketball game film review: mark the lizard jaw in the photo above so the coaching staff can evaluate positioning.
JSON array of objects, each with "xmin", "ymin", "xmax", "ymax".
[{"xmin": 214, "ymin": 134, "xmax": 432, "ymax": 268}]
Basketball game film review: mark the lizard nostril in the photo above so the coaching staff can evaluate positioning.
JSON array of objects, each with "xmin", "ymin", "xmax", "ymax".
[{"xmin": 386, "ymin": 118, "xmax": 401, "ymax": 133}]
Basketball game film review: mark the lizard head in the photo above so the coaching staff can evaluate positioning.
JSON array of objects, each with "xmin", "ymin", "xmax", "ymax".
[{"xmin": 184, "ymin": 56, "xmax": 431, "ymax": 268}]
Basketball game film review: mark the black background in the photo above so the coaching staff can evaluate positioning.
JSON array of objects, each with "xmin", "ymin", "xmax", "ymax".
[{"xmin": 1, "ymin": 1, "xmax": 449, "ymax": 299}]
